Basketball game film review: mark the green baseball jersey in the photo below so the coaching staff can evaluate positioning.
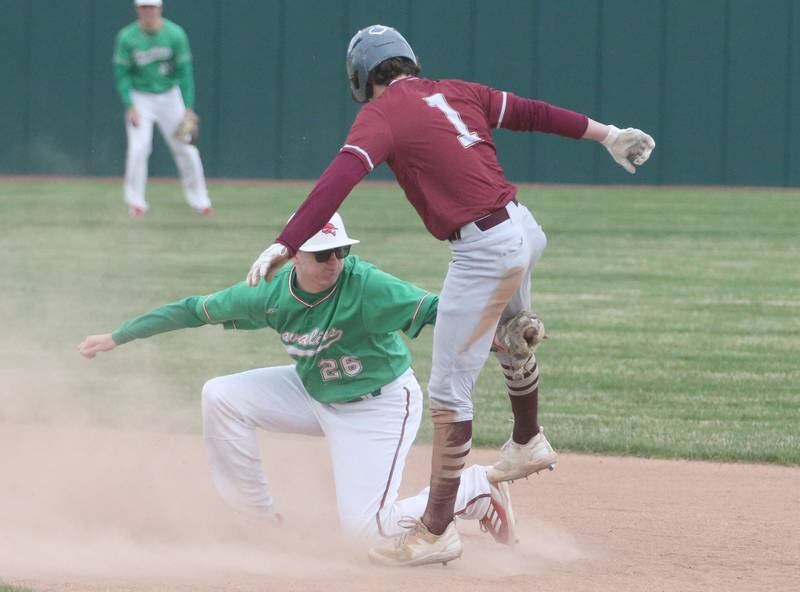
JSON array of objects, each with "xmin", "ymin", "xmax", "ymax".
[
  {"xmin": 113, "ymin": 18, "xmax": 195, "ymax": 108},
  {"xmin": 111, "ymin": 256, "xmax": 438, "ymax": 404}
]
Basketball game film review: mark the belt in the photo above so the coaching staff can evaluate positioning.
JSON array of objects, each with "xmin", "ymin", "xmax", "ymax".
[
  {"xmin": 448, "ymin": 198, "xmax": 518, "ymax": 242},
  {"xmin": 343, "ymin": 387, "xmax": 382, "ymax": 404}
]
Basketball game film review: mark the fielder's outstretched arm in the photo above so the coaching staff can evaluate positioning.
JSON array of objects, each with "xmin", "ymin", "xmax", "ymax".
[{"xmin": 78, "ymin": 283, "xmax": 274, "ymax": 359}]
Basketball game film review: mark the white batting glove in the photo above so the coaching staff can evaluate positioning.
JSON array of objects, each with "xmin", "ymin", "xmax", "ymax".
[
  {"xmin": 602, "ymin": 125, "xmax": 656, "ymax": 174},
  {"xmin": 246, "ymin": 243, "xmax": 290, "ymax": 286}
]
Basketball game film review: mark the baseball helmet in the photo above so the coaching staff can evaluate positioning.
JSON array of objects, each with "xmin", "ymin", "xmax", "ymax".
[
  {"xmin": 346, "ymin": 25, "xmax": 417, "ymax": 103},
  {"xmin": 295, "ymin": 212, "xmax": 360, "ymax": 252}
]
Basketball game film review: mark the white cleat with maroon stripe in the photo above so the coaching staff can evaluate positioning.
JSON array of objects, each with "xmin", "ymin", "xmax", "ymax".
[
  {"xmin": 487, "ymin": 428, "xmax": 557, "ymax": 484},
  {"xmin": 368, "ymin": 519, "xmax": 462, "ymax": 567}
]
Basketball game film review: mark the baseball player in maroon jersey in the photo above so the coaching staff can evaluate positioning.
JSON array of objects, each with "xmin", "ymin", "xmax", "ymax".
[{"xmin": 246, "ymin": 25, "xmax": 655, "ymax": 566}]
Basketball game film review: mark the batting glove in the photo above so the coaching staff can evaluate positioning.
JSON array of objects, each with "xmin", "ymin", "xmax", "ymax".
[
  {"xmin": 246, "ymin": 243, "xmax": 290, "ymax": 286},
  {"xmin": 602, "ymin": 125, "xmax": 656, "ymax": 174}
]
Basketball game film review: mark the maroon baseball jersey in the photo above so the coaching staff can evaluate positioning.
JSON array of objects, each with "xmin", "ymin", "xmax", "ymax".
[
  {"xmin": 341, "ymin": 77, "xmax": 516, "ymax": 239},
  {"xmin": 275, "ymin": 76, "xmax": 588, "ymax": 252}
]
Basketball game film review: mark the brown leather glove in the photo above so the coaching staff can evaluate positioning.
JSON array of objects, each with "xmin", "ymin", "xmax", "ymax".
[
  {"xmin": 174, "ymin": 110, "xmax": 200, "ymax": 145},
  {"xmin": 494, "ymin": 311, "xmax": 547, "ymax": 379}
]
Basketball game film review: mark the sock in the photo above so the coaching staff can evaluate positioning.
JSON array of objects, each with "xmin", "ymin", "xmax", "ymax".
[
  {"xmin": 421, "ymin": 418, "xmax": 472, "ymax": 535},
  {"xmin": 500, "ymin": 354, "xmax": 540, "ymax": 445}
]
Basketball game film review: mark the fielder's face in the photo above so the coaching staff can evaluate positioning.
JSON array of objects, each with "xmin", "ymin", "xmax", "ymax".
[
  {"xmin": 293, "ymin": 250, "xmax": 345, "ymax": 293},
  {"xmin": 137, "ymin": 6, "xmax": 162, "ymax": 31}
]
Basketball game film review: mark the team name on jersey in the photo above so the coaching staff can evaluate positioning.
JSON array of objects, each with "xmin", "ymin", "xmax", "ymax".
[
  {"xmin": 133, "ymin": 46, "xmax": 173, "ymax": 66},
  {"xmin": 281, "ymin": 327, "xmax": 343, "ymax": 356}
]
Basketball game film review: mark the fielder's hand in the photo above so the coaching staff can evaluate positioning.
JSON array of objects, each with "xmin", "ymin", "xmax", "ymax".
[
  {"xmin": 602, "ymin": 125, "xmax": 655, "ymax": 174},
  {"xmin": 174, "ymin": 110, "xmax": 200, "ymax": 145},
  {"xmin": 246, "ymin": 243, "xmax": 290, "ymax": 286},
  {"xmin": 78, "ymin": 334, "xmax": 117, "ymax": 358},
  {"xmin": 126, "ymin": 107, "xmax": 140, "ymax": 128}
]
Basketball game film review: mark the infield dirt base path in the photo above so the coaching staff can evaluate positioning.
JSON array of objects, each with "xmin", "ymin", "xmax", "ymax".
[{"xmin": 1, "ymin": 424, "xmax": 797, "ymax": 592}]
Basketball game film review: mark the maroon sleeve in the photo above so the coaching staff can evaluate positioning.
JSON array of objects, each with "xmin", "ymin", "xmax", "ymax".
[
  {"xmin": 340, "ymin": 105, "xmax": 393, "ymax": 172},
  {"xmin": 499, "ymin": 93, "xmax": 588, "ymax": 139},
  {"xmin": 275, "ymin": 151, "xmax": 369, "ymax": 254}
]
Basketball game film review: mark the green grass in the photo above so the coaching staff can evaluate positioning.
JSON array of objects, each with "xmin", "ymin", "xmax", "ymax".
[
  {"xmin": 1, "ymin": 178, "xmax": 798, "ymax": 464},
  {"xmin": 0, "ymin": 583, "xmax": 36, "ymax": 592}
]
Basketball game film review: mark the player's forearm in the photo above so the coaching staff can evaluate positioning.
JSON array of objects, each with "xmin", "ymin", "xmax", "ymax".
[
  {"xmin": 581, "ymin": 118, "xmax": 611, "ymax": 142},
  {"xmin": 276, "ymin": 151, "xmax": 369, "ymax": 254},
  {"xmin": 110, "ymin": 298, "xmax": 208, "ymax": 345},
  {"xmin": 113, "ymin": 64, "xmax": 134, "ymax": 108},
  {"xmin": 501, "ymin": 94, "xmax": 588, "ymax": 139},
  {"xmin": 405, "ymin": 294, "xmax": 439, "ymax": 338},
  {"xmin": 175, "ymin": 61, "xmax": 195, "ymax": 109}
]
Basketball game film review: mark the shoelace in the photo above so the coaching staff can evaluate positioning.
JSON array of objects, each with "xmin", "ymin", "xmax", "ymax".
[{"xmin": 394, "ymin": 516, "xmax": 424, "ymax": 548}]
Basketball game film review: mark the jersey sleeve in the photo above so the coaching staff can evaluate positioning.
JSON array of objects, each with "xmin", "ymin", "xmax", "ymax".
[
  {"xmin": 340, "ymin": 105, "xmax": 394, "ymax": 172},
  {"xmin": 452, "ymin": 80, "xmax": 509, "ymax": 129},
  {"xmin": 111, "ymin": 282, "xmax": 272, "ymax": 345},
  {"xmin": 360, "ymin": 267, "xmax": 438, "ymax": 338},
  {"xmin": 112, "ymin": 31, "xmax": 134, "ymax": 108},
  {"xmin": 173, "ymin": 25, "xmax": 195, "ymax": 108}
]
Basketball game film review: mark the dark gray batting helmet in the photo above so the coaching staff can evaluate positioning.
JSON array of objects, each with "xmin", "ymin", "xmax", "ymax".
[{"xmin": 346, "ymin": 25, "xmax": 417, "ymax": 103}]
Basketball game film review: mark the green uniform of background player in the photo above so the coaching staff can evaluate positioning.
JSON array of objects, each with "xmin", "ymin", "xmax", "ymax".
[
  {"xmin": 78, "ymin": 213, "xmax": 516, "ymax": 551},
  {"xmin": 113, "ymin": 0, "xmax": 212, "ymax": 217}
]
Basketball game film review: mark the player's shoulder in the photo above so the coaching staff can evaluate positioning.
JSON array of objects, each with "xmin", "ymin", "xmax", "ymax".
[
  {"xmin": 435, "ymin": 77, "xmax": 492, "ymax": 98},
  {"xmin": 343, "ymin": 255, "xmax": 375, "ymax": 276},
  {"xmin": 162, "ymin": 18, "xmax": 188, "ymax": 37},
  {"xmin": 116, "ymin": 21, "xmax": 141, "ymax": 41}
]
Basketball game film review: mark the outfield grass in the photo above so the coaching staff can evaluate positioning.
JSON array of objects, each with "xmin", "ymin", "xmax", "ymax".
[
  {"xmin": 0, "ymin": 583, "xmax": 36, "ymax": 592},
  {"xmin": 1, "ymin": 178, "xmax": 798, "ymax": 464}
]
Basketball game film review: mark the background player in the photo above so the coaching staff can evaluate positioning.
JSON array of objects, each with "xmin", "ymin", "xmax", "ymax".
[
  {"xmin": 113, "ymin": 0, "xmax": 212, "ymax": 218},
  {"xmin": 245, "ymin": 25, "xmax": 655, "ymax": 566},
  {"xmin": 77, "ymin": 213, "xmax": 514, "ymax": 564}
]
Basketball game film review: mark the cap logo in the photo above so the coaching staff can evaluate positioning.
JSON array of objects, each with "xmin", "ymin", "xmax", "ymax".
[
  {"xmin": 368, "ymin": 26, "xmax": 389, "ymax": 35},
  {"xmin": 321, "ymin": 222, "xmax": 338, "ymax": 236}
]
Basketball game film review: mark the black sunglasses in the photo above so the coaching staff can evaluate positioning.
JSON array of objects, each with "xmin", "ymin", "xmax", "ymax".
[{"xmin": 312, "ymin": 245, "xmax": 351, "ymax": 262}]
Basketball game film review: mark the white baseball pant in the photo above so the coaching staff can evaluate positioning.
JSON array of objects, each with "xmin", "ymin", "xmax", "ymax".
[
  {"xmin": 201, "ymin": 365, "xmax": 491, "ymax": 541},
  {"xmin": 429, "ymin": 201, "xmax": 547, "ymax": 421},
  {"xmin": 124, "ymin": 86, "xmax": 211, "ymax": 212}
]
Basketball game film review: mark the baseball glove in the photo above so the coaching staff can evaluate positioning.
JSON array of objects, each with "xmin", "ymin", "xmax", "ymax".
[
  {"xmin": 494, "ymin": 311, "xmax": 547, "ymax": 379},
  {"xmin": 174, "ymin": 110, "xmax": 200, "ymax": 145}
]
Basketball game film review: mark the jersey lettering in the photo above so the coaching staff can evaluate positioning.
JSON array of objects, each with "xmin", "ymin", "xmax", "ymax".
[
  {"xmin": 423, "ymin": 93, "xmax": 483, "ymax": 148},
  {"xmin": 318, "ymin": 356, "xmax": 364, "ymax": 382}
]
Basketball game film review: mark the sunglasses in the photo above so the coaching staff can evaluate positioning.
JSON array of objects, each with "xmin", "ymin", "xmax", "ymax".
[{"xmin": 312, "ymin": 245, "xmax": 351, "ymax": 262}]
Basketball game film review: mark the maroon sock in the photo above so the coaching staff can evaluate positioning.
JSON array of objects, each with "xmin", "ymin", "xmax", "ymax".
[
  {"xmin": 500, "ymin": 355, "xmax": 541, "ymax": 445},
  {"xmin": 510, "ymin": 390, "xmax": 539, "ymax": 444},
  {"xmin": 421, "ymin": 419, "xmax": 472, "ymax": 535}
]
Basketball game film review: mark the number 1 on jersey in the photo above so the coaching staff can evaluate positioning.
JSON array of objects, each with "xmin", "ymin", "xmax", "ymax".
[{"xmin": 423, "ymin": 93, "xmax": 482, "ymax": 148}]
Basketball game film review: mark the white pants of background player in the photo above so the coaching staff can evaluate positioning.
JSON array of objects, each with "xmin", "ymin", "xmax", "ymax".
[
  {"xmin": 124, "ymin": 87, "xmax": 212, "ymax": 213},
  {"xmin": 429, "ymin": 200, "xmax": 547, "ymax": 421},
  {"xmin": 202, "ymin": 366, "xmax": 492, "ymax": 541}
]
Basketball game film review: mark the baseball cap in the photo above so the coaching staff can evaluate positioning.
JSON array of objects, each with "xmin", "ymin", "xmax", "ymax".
[
  {"xmin": 135, "ymin": 0, "xmax": 163, "ymax": 7},
  {"xmin": 296, "ymin": 212, "xmax": 360, "ymax": 252}
]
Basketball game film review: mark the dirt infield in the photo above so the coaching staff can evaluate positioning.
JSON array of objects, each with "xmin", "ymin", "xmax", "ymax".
[{"xmin": 1, "ymin": 423, "xmax": 797, "ymax": 592}]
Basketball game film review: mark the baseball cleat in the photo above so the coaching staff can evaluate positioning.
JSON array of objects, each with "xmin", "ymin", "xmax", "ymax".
[
  {"xmin": 128, "ymin": 206, "xmax": 146, "ymax": 218},
  {"xmin": 486, "ymin": 428, "xmax": 557, "ymax": 483},
  {"xmin": 195, "ymin": 207, "xmax": 215, "ymax": 217},
  {"xmin": 368, "ymin": 518, "xmax": 462, "ymax": 567},
  {"xmin": 479, "ymin": 479, "xmax": 517, "ymax": 546}
]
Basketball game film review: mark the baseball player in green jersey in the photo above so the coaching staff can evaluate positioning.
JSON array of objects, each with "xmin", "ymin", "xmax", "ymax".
[
  {"xmin": 78, "ymin": 212, "xmax": 516, "ymax": 556},
  {"xmin": 113, "ymin": 0, "xmax": 212, "ymax": 218}
]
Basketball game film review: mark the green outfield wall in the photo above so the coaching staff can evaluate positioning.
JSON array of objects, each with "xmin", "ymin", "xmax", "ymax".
[{"xmin": 1, "ymin": 0, "xmax": 797, "ymax": 186}]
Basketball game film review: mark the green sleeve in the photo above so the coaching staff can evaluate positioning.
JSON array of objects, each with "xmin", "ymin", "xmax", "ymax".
[
  {"xmin": 112, "ymin": 33, "xmax": 133, "ymax": 108},
  {"xmin": 111, "ymin": 282, "xmax": 271, "ymax": 345},
  {"xmin": 173, "ymin": 27, "xmax": 195, "ymax": 108},
  {"xmin": 361, "ymin": 268, "xmax": 439, "ymax": 338}
]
